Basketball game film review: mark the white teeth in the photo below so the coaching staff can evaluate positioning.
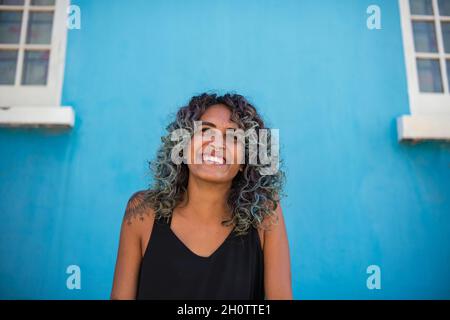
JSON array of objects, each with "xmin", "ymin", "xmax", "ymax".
[{"xmin": 203, "ymin": 155, "xmax": 224, "ymax": 164}]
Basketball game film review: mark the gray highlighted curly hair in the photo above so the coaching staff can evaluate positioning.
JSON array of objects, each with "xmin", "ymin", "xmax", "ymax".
[{"xmin": 140, "ymin": 92, "xmax": 285, "ymax": 235}]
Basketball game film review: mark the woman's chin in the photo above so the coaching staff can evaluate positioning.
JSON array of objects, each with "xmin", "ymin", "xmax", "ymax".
[{"xmin": 189, "ymin": 164, "xmax": 239, "ymax": 183}]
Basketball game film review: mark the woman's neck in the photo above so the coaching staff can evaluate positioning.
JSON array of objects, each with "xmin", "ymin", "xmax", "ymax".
[{"xmin": 178, "ymin": 174, "xmax": 232, "ymax": 224}]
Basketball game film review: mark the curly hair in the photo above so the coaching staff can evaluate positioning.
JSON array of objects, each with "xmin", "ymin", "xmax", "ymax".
[{"xmin": 136, "ymin": 92, "xmax": 285, "ymax": 235}]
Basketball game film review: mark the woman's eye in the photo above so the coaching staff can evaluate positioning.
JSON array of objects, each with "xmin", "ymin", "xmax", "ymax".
[
  {"xmin": 229, "ymin": 135, "xmax": 240, "ymax": 143},
  {"xmin": 224, "ymin": 135, "xmax": 239, "ymax": 144}
]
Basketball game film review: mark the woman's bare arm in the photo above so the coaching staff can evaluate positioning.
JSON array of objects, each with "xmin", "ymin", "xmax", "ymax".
[
  {"xmin": 263, "ymin": 203, "xmax": 293, "ymax": 299},
  {"xmin": 110, "ymin": 191, "xmax": 154, "ymax": 300}
]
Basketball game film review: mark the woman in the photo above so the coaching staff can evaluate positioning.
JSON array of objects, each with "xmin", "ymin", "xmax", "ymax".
[{"xmin": 111, "ymin": 93, "xmax": 292, "ymax": 299}]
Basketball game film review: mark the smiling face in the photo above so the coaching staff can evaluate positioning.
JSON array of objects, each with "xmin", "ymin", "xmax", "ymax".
[{"xmin": 186, "ymin": 104, "xmax": 244, "ymax": 184}]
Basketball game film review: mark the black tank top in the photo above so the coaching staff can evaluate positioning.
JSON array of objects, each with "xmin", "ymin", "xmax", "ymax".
[{"xmin": 136, "ymin": 213, "xmax": 265, "ymax": 300}]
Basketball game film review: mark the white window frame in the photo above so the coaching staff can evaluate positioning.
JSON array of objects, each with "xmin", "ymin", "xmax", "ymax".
[
  {"xmin": 397, "ymin": 0, "xmax": 450, "ymax": 141},
  {"xmin": 0, "ymin": 0, "xmax": 74, "ymax": 128}
]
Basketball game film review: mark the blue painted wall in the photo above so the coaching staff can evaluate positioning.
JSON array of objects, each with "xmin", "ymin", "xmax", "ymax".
[{"xmin": 0, "ymin": 0, "xmax": 449, "ymax": 299}]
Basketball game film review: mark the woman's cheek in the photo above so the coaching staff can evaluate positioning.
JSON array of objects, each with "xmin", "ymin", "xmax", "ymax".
[
  {"xmin": 234, "ymin": 142, "xmax": 245, "ymax": 164},
  {"xmin": 187, "ymin": 135, "xmax": 203, "ymax": 164}
]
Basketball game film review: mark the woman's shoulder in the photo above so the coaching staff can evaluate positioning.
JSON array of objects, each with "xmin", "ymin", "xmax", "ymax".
[
  {"xmin": 122, "ymin": 190, "xmax": 157, "ymax": 256},
  {"xmin": 123, "ymin": 189, "xmax": 156, "ymax": 228}
]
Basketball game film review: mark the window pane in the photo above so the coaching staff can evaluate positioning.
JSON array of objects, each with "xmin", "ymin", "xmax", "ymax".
[
  {"xmin": 417, "ymin": 59, "xmax": 443, "ymax": 92},
  {"xmin": 412, "ymin": 21, "xmax": 438, "ymax": 52},
  {"xmin": 0, "ymin": 49, "xmax": 17, "ymax": 85},
  {"xmin": 26, "ymin": 11, "xmax": 53, "ymax": 44},
  {"xmin": 0, "ymin": 0, "xmax": 25, "ymax": 5},
  {"xmin": 438, "ymin": 0, "xmax": 450, "ymax": 16},
  {"xmin": 31, "ymin": 0, "xmax": 55, "ymax": 5},
  {"xmin": 442, "ymin": 22, "xmax": 450, "ymax": 53},
  {"xmin": 21, "ymin": 50, "xmax": 49, "ymax": 85},
  {"xmin": 410, "ymin": 0, "xmax": 434, "ymax": 15},
  {"xmin": 447, "ymin": 60, "xmax": 450, "ymax": 91},
  {"xmin": 0, "ymin": 11, "xmax": 22, "ymax": 44}
]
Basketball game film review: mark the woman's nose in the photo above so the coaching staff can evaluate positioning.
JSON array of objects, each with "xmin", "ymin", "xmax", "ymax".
[{"xmin": 208, "ymin": 134, "xmax": 225, "ymax": 148}]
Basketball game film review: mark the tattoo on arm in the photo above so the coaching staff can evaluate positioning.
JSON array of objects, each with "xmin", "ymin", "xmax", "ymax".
[{"xmin": 124, "ymin": 191, "xmax": 153, "ymax": 225}]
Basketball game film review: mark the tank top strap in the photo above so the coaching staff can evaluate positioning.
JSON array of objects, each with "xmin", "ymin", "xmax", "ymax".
[{"xmin": 155, "ymin": 214, "xmax": 172, "ymax": 227}]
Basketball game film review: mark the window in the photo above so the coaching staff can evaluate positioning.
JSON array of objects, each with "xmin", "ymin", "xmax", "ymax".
[
  {"xmin": 0, "ymin": 0, "xmax": 74, "ymax": 128},
  {"xmin": 398, "ymin": 0, "xmax": 450, "ymax": 141}
]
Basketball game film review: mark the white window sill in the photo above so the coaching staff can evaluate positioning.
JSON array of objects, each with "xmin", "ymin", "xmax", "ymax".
[
  {"xmin": 397, "ymin": 115, "xmax": 450, "ymax": 142},
  {"xmin": 0, "ymin": 106, "xmax": 75, "ymax": 129}
]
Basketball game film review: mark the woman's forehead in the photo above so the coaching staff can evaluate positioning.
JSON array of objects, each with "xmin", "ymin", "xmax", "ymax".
[{"xmin": 199, "ymin": 104, "xmax": 239, "ymax": 129}]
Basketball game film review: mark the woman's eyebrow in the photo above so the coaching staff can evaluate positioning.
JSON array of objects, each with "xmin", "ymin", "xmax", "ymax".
[
  {"xmin": 201, "ymin": 120, "xmax": 238, "ymax": 130},
  {"xmin": 200, "ymin": 121, "xmax": 216, "ymax": 128}
]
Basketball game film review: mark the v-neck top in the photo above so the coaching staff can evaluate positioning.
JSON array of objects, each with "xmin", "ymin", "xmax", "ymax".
[{"xmin": 136, "ymin": 214, "xmax": 265, "ymax": 300}]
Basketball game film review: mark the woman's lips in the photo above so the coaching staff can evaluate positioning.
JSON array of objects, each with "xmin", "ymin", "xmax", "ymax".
[
  {"xmin": 202, "ymin": 154, "xmax": 234, "ymax": 167},
  {"xmin": 202, "ymin": 155, "xmax": 227, "ymax": 165}
]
